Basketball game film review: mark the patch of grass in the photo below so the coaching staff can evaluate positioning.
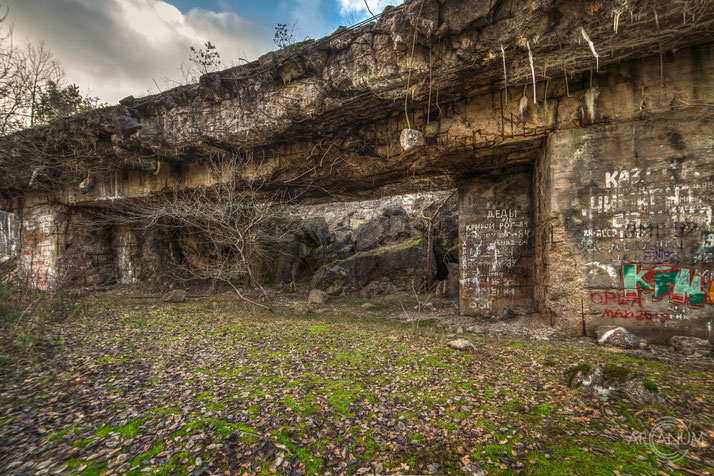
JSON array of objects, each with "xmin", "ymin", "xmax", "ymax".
[
  {"xmin": 324, "ymin": 380, "xmax": 362, "ymax": 416},
  {"xmin": 502, "ymin": 399, "xmax": 526, "ymax": 413},
  {"xmin": 74, "ymin": 437, "xmax": 95, "ymax": 448},
  {"xmin": 204, "ymin": 402, "xmax": 226, "ymax": 411},
  {"xmin": 46, "ymin": 426, "xmax": 78, "ymax": 442},
  {"xmin": 283, "ymin": 395, "xmax": 298, "ymax": 410},
  {"xmin": 642, "ymin": 378, "xmax": 658, "ymax": 393},
  {"xmin": 155, "ymin": 449, "xmax": 194, "ymax": 476},
  {"xmin": 96, "ymin": 355, "xmax": 127, "ymax": 365},
  {"xmin": 194, "ymin": 390, "xmax": 213, "ymax": 402},
  {"xmin": 273, "ymin": 431, "xmax": 324, "ymax": 475},
  {"xmin": 530, "ymin": 402, "xmax": 552, "ymax": 417},
  {"xmin": 171, "ymin": 420, "xmax": 205, "ymax": 439},
  {"xmin": 95, "ymin": 416, "xmax": 149, "ymax": 439},
  {"xmin": 307, "ymin": 325, "xmax": 331, "ymax": 335},
  {"xmin": 81, "ymin": 460, "xmax": 109, "ymax": 476},
  {"xmin": 204, "ymin": 417, "xmax": 259, "ymax": 443},
  {"xmin": 123, "ymin": 312, "xmax": 149, "ymax": 329},
  {"xmin": 153, "ymin": 405, "xmax": 182, "ymax": 415},
  {"xmin": 526, "ymin": 436, "xmax": 665, "ymax": 475},
  {"xmin": 130, "ymin": 440, "xmax": 165, "ymax": 467}
]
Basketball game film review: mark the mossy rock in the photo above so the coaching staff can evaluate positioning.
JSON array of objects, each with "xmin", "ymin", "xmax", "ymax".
[
  {"xmin": 565, "ymin": 363, "xmax": 591, "ymax": 386},
  {"xmin": 602, "ymin": 363, "xmax": 630, "ymax": 384}
]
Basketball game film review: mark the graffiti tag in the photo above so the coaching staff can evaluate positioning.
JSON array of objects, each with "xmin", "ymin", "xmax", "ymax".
[{"xmin": 621, "ymin": 263, "xmax": 713, "ymax": 308}]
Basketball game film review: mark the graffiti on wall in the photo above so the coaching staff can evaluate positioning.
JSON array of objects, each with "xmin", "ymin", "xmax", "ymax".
[
  {"xmin": 591, "ymin": 263, "xmax": 714, "ymax": 324},
  {"xmin": 580, "ymin": 165, "xmax": 714, "ymax": 266},
  {"xmin": 573, "ymin": 153, "xmax": 714, "ymax": 326},
  {"xmin": 589, "ymin": 290, "xmax": 672, "ymax": 323},
  {"xmin": 621, "ymin": 264, "xmax": 712, "ymax": 307},
  {"xmin": 459, "ymin": 172, "xmax": 533, "ymax": 314},
  {"xmin": 20, "ymin": 212, "xmax": 57, "ymax": 290}
]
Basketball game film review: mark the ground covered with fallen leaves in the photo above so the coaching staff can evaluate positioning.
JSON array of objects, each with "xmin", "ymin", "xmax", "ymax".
[{"xmin": 1, "ymin": 296, "xmax": 713, "ymax": 475}]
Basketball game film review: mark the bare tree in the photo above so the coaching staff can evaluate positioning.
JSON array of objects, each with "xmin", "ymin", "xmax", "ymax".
[
  {"xmin": 0, "ymin": 5, "xmax": 19, "ymax": 136},
  {"xmin": 0, "ymin": 8, "xmax": 101, "ymax": 135},
  {"xmin": 0, "ymin": 40, "xmax": 62, "ymax": 133},
  {"xmin": 100, "ymin": 152, "xmax": 300, "ymax": 308},
  {"xmin": 20, "ymin": 41, "xmax": 62, "ymax": 128}
]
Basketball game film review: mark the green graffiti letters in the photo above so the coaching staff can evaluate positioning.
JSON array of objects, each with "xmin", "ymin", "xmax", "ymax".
[{"xmin": 621, "ymin": 263, "xmax": 710, "ymax": 308}]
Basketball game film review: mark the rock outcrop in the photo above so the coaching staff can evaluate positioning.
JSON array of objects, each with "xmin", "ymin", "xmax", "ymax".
[
  {"xmin": 596, "ymin": 326, "xmax": 644, "ymax": 350},
  {"xmin": 0, "ymin": 0, "xmax": 710, "ymax": 200},
  {"xmin": 669, "ymin": 336, "xmax": 712, "ymax": 358},
  {"xmin": 567, "ymin": 362, "xmax": 660, "ymax": 406}
]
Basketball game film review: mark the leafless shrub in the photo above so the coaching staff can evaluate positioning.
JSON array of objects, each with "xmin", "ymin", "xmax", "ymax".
[{"xmin": 95, "ymin": 151, "xmax": 301, "ymax": 309}]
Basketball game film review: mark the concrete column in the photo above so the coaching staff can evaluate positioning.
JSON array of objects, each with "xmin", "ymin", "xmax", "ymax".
[
  {"xmin": 17, "ymin": 203, "xmax": 68, "ymax": 290},
  {"xmin": 457, "ymin": 167, "xmax": 534, "ymax": 317},
  {"xmin": 544, "ymin": 111, "xmax": 714, "ymax": 342}
]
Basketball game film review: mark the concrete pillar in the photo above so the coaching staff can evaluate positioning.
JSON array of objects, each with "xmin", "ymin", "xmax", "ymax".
[
  {"xmin": 17, "ymin": 203, "xmax": 68, "ymax": 290},
  {"xmin": 457, "ymin": 166, "xmax": 534, "ymax": 317},
  {"xmin": 543, "ymin": 112, "xmax": 714, "ymax": 342}
]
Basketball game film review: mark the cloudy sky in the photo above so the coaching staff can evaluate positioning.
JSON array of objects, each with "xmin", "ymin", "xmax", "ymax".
[{"xmin": 4, "ymin": 0, "xmax": 402, "ymax": 104}]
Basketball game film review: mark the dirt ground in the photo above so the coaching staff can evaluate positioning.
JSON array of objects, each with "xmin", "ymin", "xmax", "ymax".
[{"xmin": 0, "ymin": 295, "xmax": 712, "ymax": 475}]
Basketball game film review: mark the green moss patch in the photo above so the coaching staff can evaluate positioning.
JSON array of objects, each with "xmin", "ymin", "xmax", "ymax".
[
  {"xmin": 565, "ymin": 362, "xmax": 591, "ymax": 386},
  {"xmin": 603, "ymin": 363, "xmax": 631, "ymax": 384}
]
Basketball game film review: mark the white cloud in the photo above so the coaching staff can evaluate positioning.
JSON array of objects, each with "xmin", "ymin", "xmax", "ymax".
[
  {"xmin": 4, "ymin": 0, "xmax": 274, "ymax": 103},
  {"xmin": 337, "ymin": 0, "xmax": 403, "ymax": 16}
]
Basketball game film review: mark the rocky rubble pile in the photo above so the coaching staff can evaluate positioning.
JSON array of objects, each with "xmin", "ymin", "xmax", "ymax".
[{"xmin": 272, "ymin": 193, "xmax": 458, "ymax": 298}]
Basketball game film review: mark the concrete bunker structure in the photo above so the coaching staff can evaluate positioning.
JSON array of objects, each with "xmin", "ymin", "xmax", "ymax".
[{"xmin": 1, "ymin": 0, "xmax": 713, "ymax": 343}]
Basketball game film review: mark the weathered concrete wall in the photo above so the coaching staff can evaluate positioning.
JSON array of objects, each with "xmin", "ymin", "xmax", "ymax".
[
  {"xmin": 14, "ymin": 205, "xmax": 119, "ymax": 290},
  {"xmin": 113, "ymin": 225, "xmax": 168, "ymax": 285},
  {"xmin": 458, "ymin": 168, "xmax": 534, "ymax": 316},
  {"xmin": 16, "ymin": 205, "xmax": 65, "ymax": 290},
  {"xmin": 544, "ymin": 113, "xmax": 714, "ymax": 342}
]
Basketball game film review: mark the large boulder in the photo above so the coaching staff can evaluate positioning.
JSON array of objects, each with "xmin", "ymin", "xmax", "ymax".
[
  {"xmin": 448, "ymin": 338, "xmax": 475, "ymax": 352},
  {"xmin": 311, "ymin": 264, "xmax": 351, "ymax": 296},
  {"xmin": 320, "ymin": 229, "xmax": 354, "ymax": 261},
  {"xmin": 298, "ymin": 217, "xmax": 330, "ymax": 247},
  {"xmin": 595, "ymin": 326, "xmax": 642, "ymax": 349},
  {"xmin": 669, "ymin": 336, "xmax": 712, "ymax": 357},
  {"xmin": 311, "ymin": 237, "xmax": 434, "ymax": 296},
  {"xmin": 354, "ymin": 206, "xmax": 411, "ymax": 252},
  {"xmin": 567, "ymin": 362, "xmax": 660, "ymax": 405}
]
